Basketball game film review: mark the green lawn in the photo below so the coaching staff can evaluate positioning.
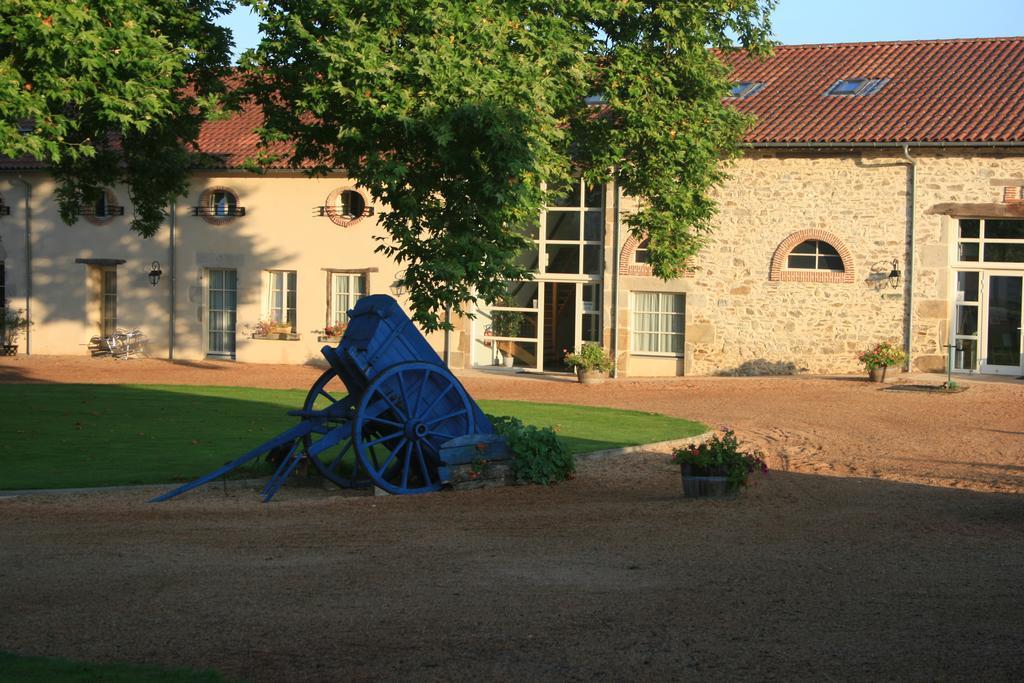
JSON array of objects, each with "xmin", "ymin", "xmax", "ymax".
[
  {"xmin": 0, "ymin": 651, "xmax": 230, "ymax": 682},
  {"xmin": 0, "ymin": 384, "xmax": 706, "ymax": 490}
]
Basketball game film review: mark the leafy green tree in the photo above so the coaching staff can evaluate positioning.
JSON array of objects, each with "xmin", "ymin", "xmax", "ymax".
[
  {"xmin": 0, "ymin": 0, "xmax": 235, "ymax": 236},
  {"xmin": 244, "ymin": 0, "xmax": 773, "ymax": 330}
]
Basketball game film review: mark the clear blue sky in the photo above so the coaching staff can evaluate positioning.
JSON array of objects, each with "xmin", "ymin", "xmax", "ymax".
[{"xmin": 220, "ymin": 0, "xmax": 1024, "ymax": 62}]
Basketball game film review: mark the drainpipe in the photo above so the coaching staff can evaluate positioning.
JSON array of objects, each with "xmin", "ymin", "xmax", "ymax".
[
  {"xmin": 168, "ymin": 201, "xmax": 176, "ymax": 360},
  {"xmin": 14, "ymin": 176, "xmax": 32, "ymax": 355},
  {"xmin": 610, "ymin": 179, "xmax": 621, "ymax": 378},
  {"xmin": 443, "ymin": 307, "xmax": 451, "ymax": 367},
  {"xmin": 901, "ymin": 145, "xmax": 917, "ymax": 372}
]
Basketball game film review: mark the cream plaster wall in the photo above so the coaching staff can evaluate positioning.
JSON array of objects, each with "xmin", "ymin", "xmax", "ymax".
[
  {"xmin": 0, "ymin": 172, "xmax": 450, "ymax": 365},
  {"xmin": 1, "ymin": 174, "xmax": 171, "ymax": 357}
]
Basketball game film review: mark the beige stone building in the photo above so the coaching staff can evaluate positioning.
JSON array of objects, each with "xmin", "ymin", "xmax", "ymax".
[{"xmin": 2, "ymin": 37, "xmax": 1023, "ymax": 378}]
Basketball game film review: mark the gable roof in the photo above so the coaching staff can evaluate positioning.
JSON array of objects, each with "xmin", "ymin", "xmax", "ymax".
[
  {"xmin": 194, "ymin": 99, "xmax": 299, "ymax": 170},
  {"xmin": 719, "ymin": 36, "xmax": 1024, "ymax": 146}
]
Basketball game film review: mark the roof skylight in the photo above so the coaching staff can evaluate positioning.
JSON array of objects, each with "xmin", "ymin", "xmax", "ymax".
[
  {"xmin": 729, "ymin": 82, "xmax": 764, "ymax": 99},
  {"xmin": 826, "ymin": 78, "xmax": 887, "ymax": 96}
]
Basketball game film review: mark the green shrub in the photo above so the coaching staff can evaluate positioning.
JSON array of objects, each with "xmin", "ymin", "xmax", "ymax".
[
  {"xmin": 489, "ymin": 414, "xmax": 575, "ymax": 484},
  {"xmin": 563, "ymin": 342, "xmax": 613, "ymax": 372}
]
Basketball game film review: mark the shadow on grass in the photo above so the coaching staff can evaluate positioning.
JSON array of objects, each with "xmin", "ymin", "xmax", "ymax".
[{"xmin": 0, "ymin": 385, "xmax": 706, "ymax": 490}]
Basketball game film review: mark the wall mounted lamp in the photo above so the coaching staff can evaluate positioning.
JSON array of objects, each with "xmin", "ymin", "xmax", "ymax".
[
  {"xmin": 148, "ymin": 260, "xmax": 163, "ymax": 287},
  {"xmin": 887, "ymin": 258, "xmax": 902, "ymax": 289}
]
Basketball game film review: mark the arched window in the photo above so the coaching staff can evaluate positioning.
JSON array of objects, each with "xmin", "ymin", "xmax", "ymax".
[
  {"xmin": 634, "ymin": 239, "xmax": 651, "ymax": 264},
  {"xmin": 770, "ymin": 230, "xmax": 854, "ymax": 283},
  {"xmin": 787, "ymin": 240, "xmax": 844, "ymax": 271}
]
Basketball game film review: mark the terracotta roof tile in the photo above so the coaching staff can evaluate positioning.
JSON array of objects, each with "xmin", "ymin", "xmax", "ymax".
[
  {"xmin": 5, "ymin": 37, "xmax": 1022, "ymax": 174},
  {"xmin": 720, "ymin": 36, "xmax": 1024, "ymax": 145}
]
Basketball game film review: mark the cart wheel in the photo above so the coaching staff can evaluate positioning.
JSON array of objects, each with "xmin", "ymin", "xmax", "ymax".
[
  {"xmin": 354, "ymin": 361, "xmax": 475, "ymax": 494},
  {"xmin": 301, "ymin": 368, "xmax": 370, "ymax": 489}
]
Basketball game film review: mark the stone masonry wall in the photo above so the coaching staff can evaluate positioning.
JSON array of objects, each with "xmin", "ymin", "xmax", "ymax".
[{"xmin": 613, "ymin": 147, "xmax": 1024, "ymax": 376}]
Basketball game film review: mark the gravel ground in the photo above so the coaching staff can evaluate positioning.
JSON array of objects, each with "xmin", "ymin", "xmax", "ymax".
[{"xmin": 1, "ymin": 355, "xmax": 1023, "ymax": 680}]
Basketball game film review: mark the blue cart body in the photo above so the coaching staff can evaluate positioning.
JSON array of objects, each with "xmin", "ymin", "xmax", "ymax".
[{"xmin": 151, "ymin": 295, "xmax": 506, "ymax": 502}]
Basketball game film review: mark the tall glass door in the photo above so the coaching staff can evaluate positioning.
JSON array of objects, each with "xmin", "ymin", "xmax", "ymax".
[
  {"xmin": 472, "ymin": 280, "xmax": 601, "ymax": 371},
  {"xmin": 980, "ymin": 274, "xmax": 1022, "ymax": 374},
  {"xmin": 207, "ymin": 269, "xmax": 237, "ymax": 359}
]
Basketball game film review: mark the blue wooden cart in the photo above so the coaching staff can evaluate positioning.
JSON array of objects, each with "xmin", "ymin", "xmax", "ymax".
[{"xmin": 151, "ymin": 295, "xmax": 508, "ymax": 502}]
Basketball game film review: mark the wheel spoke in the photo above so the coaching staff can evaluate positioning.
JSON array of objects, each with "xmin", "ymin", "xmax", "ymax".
[
  {"xmin": 427, "ymin": 430, "xmax": 454, "ymax": 441},
  {"xmin": 365, "ymin": 415, "xmax": 404, "ymax": 429},
  {"xmin": 365, "ymin": 430, "xmax": 403, "ymax": 449},
  {"xmin": 377, "ymin": 438, "xmax": 407, "ymax": 476},
  {"xmin": 378, "ymin": 388, "xmax": 408, "ymax": 422},
  {"xmin": 327, "ymin": 439, "xmax": 352, "ymax": 473},
  {"xmin": 411, "ymin": 369, "xmax": 429, "ymax": 420},
  {"xmin": 426, "ymin": 407, "xmax": 468, "ymax": 428},
  {"xmin": 396, "ymin": 371, "xmax": 410, "ymax": 415},
  {"xmin": 318, "ymin": 388, "xmax": 338, "ymax": 404},
  {"xmin": 400, "ymin": 442, "xmax": 413, "ymax": 489},
  {"xmin": 416, "ymin": 442, "xmax": 432, "ymax": 485}
]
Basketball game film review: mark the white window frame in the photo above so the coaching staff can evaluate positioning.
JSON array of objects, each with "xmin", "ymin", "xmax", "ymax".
[
  {"xmin": 955, "ymin": 218, "xmax": 1024, "ymax": 269},
  {"xmin": 631, "ymin": 292, "xmax": 685, "ymax": 356},
  {"xmin": 328, "ymin": 272, "xmax": 366, "ymax": 328},
  {"xmin": 520, "ymin": 181, "xmax": 603, "ymax": 280},
  {"xmin": 267, "ymin": 270, "xmax": 297, "ymax": 331}
]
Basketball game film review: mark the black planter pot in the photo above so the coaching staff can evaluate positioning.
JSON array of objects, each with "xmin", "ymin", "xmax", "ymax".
[{"xmin": 680, "ymin": 463, "xmax": 731, "ymax": 498}]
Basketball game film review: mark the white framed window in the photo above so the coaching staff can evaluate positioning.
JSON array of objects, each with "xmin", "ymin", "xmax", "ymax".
[
  {"xmin": 632, "ymin": 292, "xmax": 684, "ymax": 355},
  {"xmin": 518, "ymin": 180, "xmax": 603, "ymax": 277},
  {"xmin": 328, "ymin": 272, "xmax": 366, "ymax": 329},
  {"xmin": 267, "ymin": 271, "xmax": 297, "ymax": 331},
  {"xmin": 951, "ymin": 271, "xmax": 980, "ymax": 371},
  {"xmin": 957, "ymin": 218, "xmax": 1024, "ymax": 265},
  {"xmin": 634, "ymin": 239, "xmax": 650, "ymax": 264},
  {"xmin": 581, "ymin": 283, "xmax": 601, "ymax": 342}
]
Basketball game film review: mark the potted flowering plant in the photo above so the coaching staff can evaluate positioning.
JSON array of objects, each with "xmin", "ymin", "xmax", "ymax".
[
  {"xmin": 858, "ymin": 341, "xmax": 906, "ymax": 382},
  {"xmin": 250, "ymin": 319, "xmax": 294, "ymax": 339},
  {"xmin": 320, "ymin": 322, "xmax": 347, "ymax": 341},
  {"xmin": 563, "ymin": 343, "xmax": 613, "ymax": 384},
  {"xmin": 671, "ymin": 428, "xmax": 767, "ymax": 497}
]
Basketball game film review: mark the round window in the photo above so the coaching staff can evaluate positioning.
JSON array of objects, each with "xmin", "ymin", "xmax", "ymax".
[
  {"xmin": 335, "ymin": 190, "xmax": 365, "ymax": 219},
  {"xmin": 211, "ymin": 190, "xmax": 238, "ymax": 217}
]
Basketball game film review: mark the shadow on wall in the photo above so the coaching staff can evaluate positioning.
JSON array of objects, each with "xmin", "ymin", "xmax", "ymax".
[
  {"xmin": 714, "ymin": 359, "xmax": 805, "ymax": 377},
  {"xmin": 29, "ymin": 207, "xmax": 294, "ymax": 338}
]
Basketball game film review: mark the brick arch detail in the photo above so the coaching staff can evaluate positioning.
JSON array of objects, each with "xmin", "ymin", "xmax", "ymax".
[
  {"xmin": 618, "ymin": 234, "xmax": 694, "ymax": 278},
  {"xmin": 769, "ymin": 229, "xmax": 855, "ymax": 283},
  {"xmin": 324, "ymin": 187, "xmax": 373, "ymax": 227},
  {"xmin": 619, "ymin": 233, "xmax": 653, "ymax": 276}
]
